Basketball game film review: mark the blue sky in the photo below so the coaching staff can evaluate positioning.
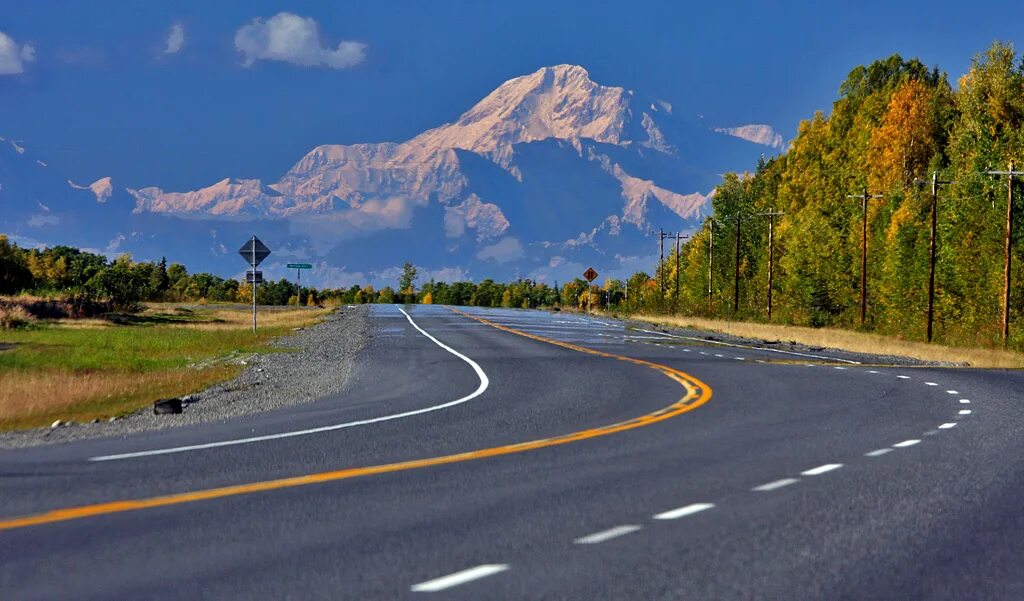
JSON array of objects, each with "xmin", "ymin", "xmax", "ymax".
[{"xmin": 1, "ymin": 0, "xmax": 1020, "ymax": 191}]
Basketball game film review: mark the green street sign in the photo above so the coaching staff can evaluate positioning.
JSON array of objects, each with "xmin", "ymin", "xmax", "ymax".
[{"xmin": 287, "ymin": 263, "xmax": 313, "ymax": 269}]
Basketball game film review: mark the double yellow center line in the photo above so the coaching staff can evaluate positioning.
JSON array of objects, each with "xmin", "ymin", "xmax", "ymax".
[{"xmin": 0, "ymin": 308, "xmax": 711, "ymax": 532}]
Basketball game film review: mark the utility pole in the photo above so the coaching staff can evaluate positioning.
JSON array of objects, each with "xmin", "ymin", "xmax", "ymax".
[
  {"xmin": 914, "ymin": 172, "xmax": 954, "ymax": 343},
  {"xmin": 669, "ymin": 232, "xmax": 690, "ymax": 312},
  {"xmin": 756, "ymin": 209, "xmax": 786, "ymax": 320},
  {"xmin": 709, "ymin": 215, "xmax": 745, "ymax": 315},
  {"xmin": 734, "ymin": 215, "xmax": 742, "ymax": 314},
  {"xmin": 652, "ymin": 228, "xmax": 674, "ymax": 307},
  {"xmin": 986, "ymin": 161, "xmax": 1022, "ymax": 345},
  {"xmin": 847, "ymin": 187, "xmax": 885, "ymax": 325},
  {"xmin": 708, "ymin": 218, "xmax": 715, "ymax": 312}
]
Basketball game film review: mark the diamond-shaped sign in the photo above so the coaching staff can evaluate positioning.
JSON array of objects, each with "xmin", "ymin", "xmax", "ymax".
[
  {"xmin": 238, "ymin": 236, "xmax": 271, "ymax": 267},
  {"xmin": 583, "ymin": 267, "xmax": 599, "ymax": 283}
]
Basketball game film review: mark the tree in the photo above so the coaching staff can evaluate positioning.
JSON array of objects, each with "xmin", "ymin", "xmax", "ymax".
[
  {"xmin": 150, "ymin": 257, "xmax": 170, "ymax": 297},
  {"xmin": 398, "ymin": 262, "xmax": 418, "ymax": 302},
  {"xmin": 90, "ymin": 255, "xmax": 146, "ymax": 310},
  {"xmin": 0, "ymin": 235, "xmax": 32, "ymax": 294}
]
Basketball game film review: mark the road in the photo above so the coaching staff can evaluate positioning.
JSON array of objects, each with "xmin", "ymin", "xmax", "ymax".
[{"xmin": 1, "ymin": 304, "xmax": 1023, "ymax": 600}]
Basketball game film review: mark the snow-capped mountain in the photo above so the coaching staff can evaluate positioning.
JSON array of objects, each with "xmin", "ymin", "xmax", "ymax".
[{"xmin": 1, "ymin": 65, "xmax": 779, "ymax": 286}]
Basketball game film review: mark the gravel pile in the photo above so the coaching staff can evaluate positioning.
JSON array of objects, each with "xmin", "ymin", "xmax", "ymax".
[{"xmin": 0, "ymin": 305, "xmax": 370, "ymax": 449}]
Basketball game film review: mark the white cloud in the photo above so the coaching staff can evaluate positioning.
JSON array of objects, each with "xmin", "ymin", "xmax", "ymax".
[
  {"xmin": 234, "ymin": 12, "xmax": 366, "ymax": 69},
  {"xmin": 476, "ymin": 237, "xmax": 524, "ymax": 263},
  {"xmin": 165, "ymin": 22, "xmax": 185, "ymax": 54},
  {"xmin": 0, "ymin": 31, "xmax": 35, "ymax": 75}
]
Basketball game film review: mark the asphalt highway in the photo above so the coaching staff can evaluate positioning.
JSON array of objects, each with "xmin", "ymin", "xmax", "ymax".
[{"xmin": 1, "ymin": 304, "xmax": 1023, "ymax": 600}]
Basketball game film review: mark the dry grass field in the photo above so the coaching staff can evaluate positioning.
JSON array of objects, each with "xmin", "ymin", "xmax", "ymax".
[
  {"xmin": 0, "ymin": 303, "xmax": 329, "ymax": 431},
  {"xmin": 629, "ymin": 314, "xmax": 1024, "ymax": 369}
]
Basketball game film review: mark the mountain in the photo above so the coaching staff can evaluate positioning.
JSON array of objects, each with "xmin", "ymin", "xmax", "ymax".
[{"xmin": 1, "ymin": 65, "xmax": 778, "ymax": 287}]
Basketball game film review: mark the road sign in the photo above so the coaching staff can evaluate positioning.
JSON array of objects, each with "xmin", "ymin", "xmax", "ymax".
[
  {"xmin": 287, "ymin": 263, "xmax": 312, "ymax": 270},
  {"xmin": 245, "ymin": 270, "xmax": 264, "ymax": 284},
  {"xmin": 238, "ymin": 236, "xmax": 271, "ymax": 267},
  {"xmin": 583, "ymin": 267, "xmax": 599, "ymax": 283}
]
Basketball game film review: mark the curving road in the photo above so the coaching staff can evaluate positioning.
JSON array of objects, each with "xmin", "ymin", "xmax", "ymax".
[{"xmin": 1, "ymin": 305, "xmax": 1023, "ymax": 600}]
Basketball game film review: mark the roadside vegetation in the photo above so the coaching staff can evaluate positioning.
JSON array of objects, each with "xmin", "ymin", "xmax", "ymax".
[
  {"xmin": 0, "ymin": 304, "xmax": 327, "ymax": 431},
  {"xmin": 628, "ymin": 314, "xmax": 1024, "ymax": 369}
]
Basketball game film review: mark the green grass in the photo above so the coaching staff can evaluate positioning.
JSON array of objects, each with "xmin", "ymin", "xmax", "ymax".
[{"xmin": 0, "ymin": 305, "xmax": 329, "ymax": 431}]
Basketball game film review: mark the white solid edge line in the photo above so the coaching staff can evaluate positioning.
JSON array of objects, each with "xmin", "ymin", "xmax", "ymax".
[
  {"xmin": 753, "ymin": 478, "xmax": 799, "ymax": 491},
  {"xmin": 939, "ymin": 423, "xmax": 958, "ymax": 429},
  {"xmin": 411, "ymin": 564, "xmax": 509, "ymax": 592},
  {"xmin": 635, "ymin": 328, "xmax": 861, "ymax": 364},
  {"xmin": 865, "ymin": 448, "xmax": 893, "ymax": 457},
  {"xmin": 801, "ymin": 463, "xmax": 843, "ymax": 476},
  {"xmin": 654, "ymin": 503, "xmax": 715, "ymax": 520},
  {"xmin": 89, "ymin": 306, "xmax": 490, "ymax": 462},
  {"xmin": 574, "ymin": 524, "xmax": 643, "ymax": 544},
  {"xmin": 893, "ymin": 439, "xmax": 921, "ymax": 447}
]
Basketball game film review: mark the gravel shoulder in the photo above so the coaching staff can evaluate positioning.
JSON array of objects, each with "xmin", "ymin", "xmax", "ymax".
[{"xmin": 0, "ymin": 305, "xmax": 370, "ymax": 449}]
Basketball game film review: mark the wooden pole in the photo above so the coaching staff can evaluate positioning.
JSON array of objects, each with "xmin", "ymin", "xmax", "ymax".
[
  {"xmin": 733, "ymin": 216, "xmax": 741, "ymax": 315},
  {"xmin": 1003, "ymin": 161, "xmax": 1015, "ymax": 344},
  {"xmin": 860, "ymin": 188, "xmax": 868, "ymax": 325},
  {"xmin": 674, "ymin": 232, "xmax": 681, "ymax": 312},
  {"xmin": 767, "ymin": 210, "xmax": 775, "ymax": 320},
  {"xmin": 708, "ymin": 220, "xmax": 714, "ymax": 312},
  {"xmin": 927, "ymin": 173, "xmax": 938, "ymax": 342},
  {"xmin": 659, "ymin": 228, "xmax": 666, "ymax": 306}
]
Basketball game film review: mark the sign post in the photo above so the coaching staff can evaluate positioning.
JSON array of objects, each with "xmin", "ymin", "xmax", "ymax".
[
  {"xmin": 583, "ymin": 267, "xmax": 599, "ymax": 309},
  {"xmin": 287, "ymin": 263, "xmax": 313, "ymax": 291},
  {"xmin": 238, "ymin": 235, "xmax": 271, "ymax": 333}
]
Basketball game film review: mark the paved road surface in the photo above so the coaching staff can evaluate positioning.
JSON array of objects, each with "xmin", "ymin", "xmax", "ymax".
[{"xmin": 1, "ymin": 305, "xmax": 1022, "ymax": 600}]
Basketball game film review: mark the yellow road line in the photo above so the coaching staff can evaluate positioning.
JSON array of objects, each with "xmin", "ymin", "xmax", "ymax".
[{"xmin": 0, "ymin": 308, "xmax": 711, "ymax": 532}]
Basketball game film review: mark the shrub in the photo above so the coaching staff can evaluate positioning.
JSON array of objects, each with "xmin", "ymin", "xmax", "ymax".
[{"xmin": 0, "ymin": 303, "xmax": 36, "ymax": 329}]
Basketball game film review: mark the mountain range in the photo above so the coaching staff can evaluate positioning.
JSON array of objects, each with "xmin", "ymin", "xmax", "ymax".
[{"xmin": 1, "ymin": 64, "xmax": 781, "ymax": 287}]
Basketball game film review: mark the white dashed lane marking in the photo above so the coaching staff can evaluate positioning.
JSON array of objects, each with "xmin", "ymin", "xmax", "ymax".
[
  {"xmin": 753, "ymin": 478, "xmax": 799, "ymax": 492},
  {"xmin": 411, "ymin": 565, "xmax": 509, "ymax": 592},
  {"xmin": 959, "ymin": 399, "xmax": 971, "ymax": 404},
  {"xmin": 939, "ymin": 423, "xmax": 957, "ymax": 429},
  {"xmin": 574, "ymin": 525, "xmax": 643, "ymax": 544},
  {"xmin": 946, "ymin": 390, "xmax": 959, "ymax": 395},
  {"xmin": 653, "ymin": 503, "xmax": 715, "ymax": 520},
  {"xmin": 925, "ymin": 382, "xmax": 938, "ymax": 386},
  {"xmin": 866, "ymin": 448, "xmax": 893, "ymax": 457},
  {"xmin": 801, "ymin": 463, "xmax": 843, "ymax": 476},
  {"xmin": 897, "ymin": 375, "xmax": 911, "ymax": 379},
  {"xmin": 959, "ymin": 409, "xmax": 972, "ymax": 415},
  {"xmin": 893, "ymin": 439, "xmax": 921, "ymax": 448}
]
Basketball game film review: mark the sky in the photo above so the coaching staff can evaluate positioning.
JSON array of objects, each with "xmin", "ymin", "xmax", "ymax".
[{"xmin": 0, "ymin": 0, "xmax": 1021, "ymax": 193}]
